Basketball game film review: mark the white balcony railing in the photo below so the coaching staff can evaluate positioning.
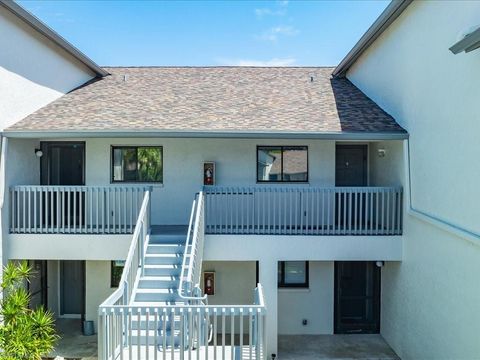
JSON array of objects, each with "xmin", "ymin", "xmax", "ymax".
[
  {"xmin": 204, "ymin": 186, "xmax": 403, "ymax": 236},
  {"xmin": 99, "ymin": 286, "xmax": 266, "ymax": 360},
  {"xmin": 9, "ymin": 185, "xmax": 150, "ymax": 234}
]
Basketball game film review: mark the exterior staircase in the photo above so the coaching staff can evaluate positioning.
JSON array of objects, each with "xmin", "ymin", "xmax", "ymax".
[
  {"xmin": 98, "ymin": 190, "xmax": 266, "ymax": 360},
  {"xmin": 130, "ymin": 228, "xmax": 188, "ymax": 347}
]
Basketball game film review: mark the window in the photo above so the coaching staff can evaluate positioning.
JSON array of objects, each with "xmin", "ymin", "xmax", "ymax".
[
  {"xmin": 112, "ymin": 146, "xmax": 163, "ymax": 183},
  {"xmin": 257, "ymin": 146, "xmax": 308, "ymax": 182},
  {"xmin": 111, "ymin": 260, "xmax": 125, "ymax": 288},
  {"xmin": 278, "ymin": 261, "xmax": 309, "ymax": 288}
]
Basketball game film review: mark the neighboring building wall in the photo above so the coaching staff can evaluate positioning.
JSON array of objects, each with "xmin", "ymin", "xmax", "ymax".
[
  {"xmin": 0, "ymin": 6, "xmax": 95, "ymax": 130},
  {"xmin": 347, "ymin": 1, "xmax": 480, "ymax": 358},
  {"xmin": 85, "ymin": 260, "xmax": 116, "ymax": 331},
  {"xmin": 278, "ymin": 261, "xmax": 334, "ymax": 335}
]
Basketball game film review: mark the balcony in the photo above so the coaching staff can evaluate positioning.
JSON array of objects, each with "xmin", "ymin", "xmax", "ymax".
[
  {"xmin": 9, "ymin": 185, "xmax": 403, "ymax": 237},
  {"xmin": 204, "ymin": 186, "xmax": 403, "ymax": 236},
  {"xmin": 7, "ymin": 185, "xmax": 152, "ymax": 260},
  {"xmin": 9, "ymin": 185, "xmax": 150, "ymax": 234}
]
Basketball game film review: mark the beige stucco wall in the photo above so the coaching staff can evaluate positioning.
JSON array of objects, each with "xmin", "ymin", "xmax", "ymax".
[{"xmin": 348, "ymin": 1, "xmax": 480, "ymax": 358}]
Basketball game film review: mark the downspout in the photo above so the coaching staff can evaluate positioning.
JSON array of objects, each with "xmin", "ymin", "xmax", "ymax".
[
  {"xmin": 0, "ymin": 136, "xmax": 8, "ymax": 210},
  {"xmin": 0, "ymin": 136, "xmax": 7, "ymax": 289},
  {"xmin": 403, "ymin": 139, "xmax": 480, "ymax": 245}
]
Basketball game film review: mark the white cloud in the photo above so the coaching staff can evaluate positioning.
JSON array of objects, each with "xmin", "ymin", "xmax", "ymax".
[
  {"xmin": 255, "ymin": 0, "xmax": 289, "ymax": 18},
  {"xmin": 218, "ymin": 57, "xmax": 296, "ymax": 67},
  {"xmin": 256, "ymin": 25, "xmax": 299, "ymax": 42}
]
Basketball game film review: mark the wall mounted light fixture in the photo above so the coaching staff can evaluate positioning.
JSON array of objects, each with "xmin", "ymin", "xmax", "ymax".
[
  {"xmin": 377, "ymin": 148, "xmax": 386, "ymax": 158},
  {"xmin": 34, "ymin": 148, "xmax": 43, "ymax": 158}
]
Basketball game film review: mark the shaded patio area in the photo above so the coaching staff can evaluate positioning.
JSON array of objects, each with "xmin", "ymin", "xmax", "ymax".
[
  {"xmin": 278, "ymin": 334, "xmax": 399, "ymax": 360},
  {"xmin": 46, "ymin": 319, "xmax": 97, "ymax": 360}
]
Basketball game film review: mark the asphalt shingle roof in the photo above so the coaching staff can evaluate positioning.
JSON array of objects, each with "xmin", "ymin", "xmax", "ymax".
[{"xmin": 6, "ymin": 67, "xmax": 406, "ymax": 135}]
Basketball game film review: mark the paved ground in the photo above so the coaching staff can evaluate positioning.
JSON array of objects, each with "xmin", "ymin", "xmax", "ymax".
[
  {"xmin": 278, "ymin": 334, "xmax": 400, "ymax": 360},
  {"xmin": 45, "ymin": 319, "xmax": 97, "ymax": 360},
  {"xmin": 46, "ymin": 321, "xmax": 399, "ymax": 360}
]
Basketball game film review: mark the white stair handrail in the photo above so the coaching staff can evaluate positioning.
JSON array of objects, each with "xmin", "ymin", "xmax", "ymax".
[
  {"xmin": 100, "ymin": 189, "xmax": 151, "ymax": 306},
  {"xmin": 178, "ymin": 191, "xmax": 207, "ymax": 301}
]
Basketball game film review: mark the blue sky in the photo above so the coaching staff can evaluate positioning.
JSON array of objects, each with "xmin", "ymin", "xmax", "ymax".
[{"xmin": 18, "ymin": 0, "xmax": 389, "ymax": 67}]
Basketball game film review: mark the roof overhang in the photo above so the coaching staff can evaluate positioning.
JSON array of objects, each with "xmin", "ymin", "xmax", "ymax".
[
  {"xmin": 449, "ymin": 26, "xmax": 480, "ymax": 54},
  {"xmin": 332, "ymin": 0, "xmax": 412, "ymax": 78},
  {"xmin": 2, "ymin": 130, "xmax": 409, "ymax": 140},
  {"xmin": 0, "ymin": 0, "xmax": 108, "ymax": 77}
]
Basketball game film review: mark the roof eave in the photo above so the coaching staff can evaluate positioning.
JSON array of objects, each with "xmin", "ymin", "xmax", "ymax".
[
  {"xmin": 0, "ymin": 0, "xmax": 108, "ymax": 77},
  {"xmin": 449, "ymin": 26, "xmax": 480, "ymax": 54},
  {"xmin": 332, "ymin": 0, "xmax": 412, "ymax": 78},
  {"xmin": 2, "ymin": 129, "xmax": 409, "ymax": 140}
]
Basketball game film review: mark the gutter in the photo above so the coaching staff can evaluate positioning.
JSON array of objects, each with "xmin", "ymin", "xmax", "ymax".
[
  {"xmin": 332, "ymin": 0, "xmax": 412, "ymax": 78},
  {"xmin": 1, "ymin": 130, "xmax": 409, "ymax": 141},
  {"xmin": 403, "ymin": 139, "xmax": 480, "ymax": 246},
  {"xmin": 0, "ymin": 0, "xmax": 108, "ymax": 77}
]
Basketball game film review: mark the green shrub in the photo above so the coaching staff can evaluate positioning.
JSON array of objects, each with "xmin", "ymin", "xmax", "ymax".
[{"xmin": 0, "ymin": 261, "xmax": 59, "ymax": 359}]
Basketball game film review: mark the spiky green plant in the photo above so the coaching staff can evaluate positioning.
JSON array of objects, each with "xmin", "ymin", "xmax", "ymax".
[{"xmin": 0, "ymin": 261, "xmax": 59, "ymax": 359}]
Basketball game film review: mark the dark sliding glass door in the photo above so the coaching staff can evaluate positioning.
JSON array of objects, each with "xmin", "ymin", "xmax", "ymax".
[{"xmin": 40, "ymin": 142, "xmax": 85, "ymax": 228}]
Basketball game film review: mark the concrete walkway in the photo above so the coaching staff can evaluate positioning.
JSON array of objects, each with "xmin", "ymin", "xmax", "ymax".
[
  {"xmin": 47, "ymin": 322, "xmax": 399, "ymax": 360},
  {"xmin": 278, "ymin": 334, "xmax": 399, "ymax": 360},
  {"xmin": 46, "ymin": 319, "xmax": 97, "ymax": 360}
]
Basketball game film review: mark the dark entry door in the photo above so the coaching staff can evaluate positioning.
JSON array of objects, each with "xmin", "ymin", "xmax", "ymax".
[
  {"xmin": 40, "ymin": 142, "xmax": 85, "ymax": 227},
  {"xmin": 334, "ymin": 261, "xmax": 380, "ymax": 334},
  {"xmin": 28, "ymin": 260, "xmax": 47, "ymax": 309},
  {"xmin": 335, "ymin": 145, "xmax": 368, "ymax": 228},
  {"xmin": 335, "ymin": 145, "xmax": 367, "ymax": 186},
  {"xmin": 41, "ymin": 142, "xmax": 85, "ymax": 186},
  {"xmin": 60, "ymin": 260, "xmax": 85, "ymax": 316}
]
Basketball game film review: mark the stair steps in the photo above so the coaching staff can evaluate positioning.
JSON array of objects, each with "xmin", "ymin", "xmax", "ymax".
[{"xmin": 130, "ymin": 229, "xmax": 190, "ymax": 349}]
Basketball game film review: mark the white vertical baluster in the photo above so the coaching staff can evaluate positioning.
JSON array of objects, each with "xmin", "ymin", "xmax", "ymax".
[
  {"xmin": 239, "ymin": 308, "xmax": 243, "ymax": 359},
  {"xmin": 230, "ymin": 309, "xmax": 234, "ymax": 360},
  {"xmin": 248, "ymin": 309, "xmax": 253, "ymax": 360},
  {"xmin": 221, "ymin": 309, "xmax": 226, "ymax": 360},
  {"xmin": 213, "ymin": 308, "xmax": 218, "ymax": 360}
]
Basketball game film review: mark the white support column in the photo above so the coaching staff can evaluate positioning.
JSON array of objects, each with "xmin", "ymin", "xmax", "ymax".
[{"xmin": 258, "ymin": 257, "xmax": 278, "ymax": 358}]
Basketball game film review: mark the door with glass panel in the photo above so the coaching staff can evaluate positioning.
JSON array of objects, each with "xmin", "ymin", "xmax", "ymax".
[
  {"xmin": 334, "ymin": 261, "xmax": 380, "ymax": 333},
  {"xmin": 40, "ymin": 142, "xmax": 85, "ymax": 228}
]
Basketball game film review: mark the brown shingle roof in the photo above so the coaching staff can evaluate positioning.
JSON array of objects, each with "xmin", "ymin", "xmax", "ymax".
[{"xmin": 6, "ymin": 67, "xmax": 406, "ymax": 136}]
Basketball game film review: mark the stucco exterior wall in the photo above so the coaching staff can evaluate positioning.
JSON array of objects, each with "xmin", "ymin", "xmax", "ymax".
[
  {"xmin": 201, "ymin": 261, "xmax": 256, "ymax": 306},
  {"xmin": 278, "ymin": 261, "xmax": 334, "ymax": 335},
  {"xmin": 85, "ymin": 260, "xmax": 116, "ymax": 331},
  {"xmin": 49, "ymin": 137, "xmax": 335, "ymax": 225},
  {"xmin": 0, "ymin": 6, "xmax": 95, "ymax": 130},
  {"xmin": 347, "ymin": 2, "xmax": 480, "ymax": 358},
  {"xmin": 348, "ymin": 1, "xmax": 480, "ymax": 235}
]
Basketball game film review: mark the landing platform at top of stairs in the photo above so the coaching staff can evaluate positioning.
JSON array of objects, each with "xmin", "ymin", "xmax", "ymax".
[{"xmin": 151, "ymin": 225, "xmax": 188, "ymax": 236}]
